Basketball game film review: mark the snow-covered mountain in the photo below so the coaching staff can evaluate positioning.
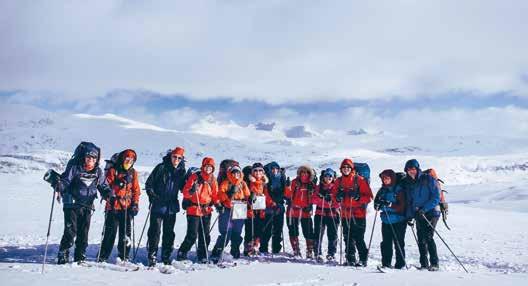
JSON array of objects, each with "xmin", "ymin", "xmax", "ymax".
[{"xmin": 1, "ymin": 103, "xmax": 528, "ymax": 285}]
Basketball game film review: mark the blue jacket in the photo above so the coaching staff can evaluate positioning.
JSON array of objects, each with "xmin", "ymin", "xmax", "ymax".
[
  {"xmin": 145, "ymin": 155, "xmax": 186, "ymax": 215},
  {"xmin": 375, "ymin": 185, "xmax": 407, "ymax": 224},
  {"xmin": 402, "ymin": 170, "xmax": 441, "ymax": 218},
  {"xmin": 59, "ymin": 164, "xmax": 106, "ymax": 209}
]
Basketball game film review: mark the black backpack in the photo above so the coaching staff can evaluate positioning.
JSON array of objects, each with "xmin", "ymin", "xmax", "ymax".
[
  {"xmin": 217, "ymin": 159, "xmax": 240, "ymax": 184},
  {"xmin": 67, "ymin": 141, "xmax": 101, "ymax": 168}
]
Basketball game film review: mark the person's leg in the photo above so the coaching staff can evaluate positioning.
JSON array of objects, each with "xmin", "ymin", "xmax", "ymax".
[
  {"xmin": 394, "ymin": 221, "xmax": 407, "ymax": 269},
  {"xmin": 380, "ymin": 222, "xmax": 394, "ymax": 267},
  {"xmin": 313, "ymin": 215, "xmax": 324, "ymax": 257},
  {"xmin": 416, "ymin": 216, "xmax": 430, "ymax": 268},
  {"xmin": 146, "ymin": 213, "xmax": 163, "ymax": 264},
  {"xmin": 425, "ymin": 215, "xmax": 439, "ymax": 267},
  {"xmin": 260, "ymin": 213, "xmax": 273, "ymax": 253},
  {"xmin": 99, "ymin": 212, "xmax": 118, "ymax": 262},
  {"xmin": 230, "ymin": 219, "xmax": 245, "ymax": 259},
  {"xmin": 58, "ymin": 208, "xmax": 77, "ymax": 264},
  {"xmin": 352, "ymin": 218, "xmax": 368, "ymax": 265},
  {"xmin": 287, "ymin": 217, "xmax": 301, "ymax": 256},
  {"xmin": 326, "ymin": 216, "xmax": 339, "ymax": 258},
  {"xmin": 74, "ymin": 207, "xmax": 92, "ymax": 262},
  {"xmin": 161, "ymin": 213, "xmax": 177, "ymax": 264},
  {"xmin": 271, "ymin": 210, "xmax": 285, "ymax": 253},
  {"xmin": 177, "ymin": 215, "xmax": 199, "ymax": 260},
  {"xmin": 196, "ymin": 215, "xmax": 211, "ymax": 262},
  {"xmin": 243, "ymin": 218, "xmax": 253, "ymax": 256},
  {"xmin": 301, "ymin": 217, "xmax": 315, "ymax": 258}
]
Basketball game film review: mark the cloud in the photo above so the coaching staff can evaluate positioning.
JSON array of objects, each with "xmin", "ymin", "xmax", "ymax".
[{"xmin": 1, "ymin": 0, "xmax": 527, "ymax": 104}]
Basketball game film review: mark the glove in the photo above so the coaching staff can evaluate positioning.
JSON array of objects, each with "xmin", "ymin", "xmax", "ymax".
[
  {"xmin": 130, "ymin": 204, "xmax": 139, "ymax": 217},
  {"xmin": 146, "ymin": 189, "xmax": 160, "ymax": 204},
  {"xmin": 215, "ymin": 203, "xmax": 225, "ymax": 214},
  {"xmin": 189, "ymin": 182, "xmax": 199, "ymax": 195},
  {"xmin": 407, "ymin": 219, "xmax": 415, "ymax": 227},
  {"xmin": 374, "ymin": 202, "xmax": 381, "ymax": 211},
  {"xmin": 284, "ymin": 198, "xmax": 292, "ymax": 206},
  {"xmin": 352, "ymin": 191, "xmax": 361, "ymax": 201},
  {"xmin": 324, "ymin": 194, "xmax": 332, "ymax": 202},
  {"xmin": 302, "ymin": 205, "xmax": 312, "ymax": 212},
  {"xmin": 285, "ymin": 177, "xmax": 291, "ymax": 187},
  {"xmin": 416, "ymin": 208, "xmax": 426, "ymax": 218},
  {"xmin": 249, "ymin": 192, "xmax": 256, "ymax": 204},
  {"xmin": 182, "ymin": 199, "xmax": 192, "ymax": 210},
  {"xmin": 97, "ymin": 185, "xmax": 113, "ymax": 200},
  {"xmin": 227, "ymin": 185, "xmax": 237, "ymax": 198},
  {"xmin": 336, "ymin": 188, "xmax": 344, "ymax": 202},
  {"xmin": 274, "ymin": 204, "xmax": 285, "ymax": 215}
]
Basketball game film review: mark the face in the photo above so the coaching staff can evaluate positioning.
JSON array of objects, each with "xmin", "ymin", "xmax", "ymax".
[
  {"xmin": 382, "ymin": 176, "xmax": 392, "ymax": 186},
  {"xmin": 271, "ymin": 167, "xmax": 280, "ymax": 175},
  {"xmin": 323, "ymin": 176, "xmax": 333, "ymax": 184},
  {"xmin": 341, "ymin": 165, "xmax": 352, "ymax": 176},
  {"xmin": 123, "ymin": 157, "xmax": 135, "ymax": 170},
  {"xmin": 300, "ymin": 170, "xmax": 309, "ymax": 180},
  {"xmin": 407, "ymin": 167, "xmax": 418, "ymax": 179},
  {"xmin": 171, "ymin": 154, "xmax": 183, "ymax": 167},
  {"xmin": 84, "ymin": 156, "xmax": 97, "ymax": 171},
  {"xmin": 252, "ymin": 168, "xmax": 264, "ymax": 179},
  {"xmin": 233, "ymin": 171, "xmax": 241, "ymax": 179},
  {"xmin": 204, "ymin": 165, "xmax": 214, "ymax": 174}
]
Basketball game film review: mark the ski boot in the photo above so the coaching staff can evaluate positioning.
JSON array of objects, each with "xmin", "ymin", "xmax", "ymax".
[
  {"xmin": 176, "ymin": 250, "xmax": 188, "ymax": 261},
  {"xmin": 147, "ymin": 253, "xmax": 157, "ymax": 267},
  {"xmin": 161, "ymin": 248, "xmax": 173, "ymax": 265},
  {"xmin": 305, "ymin": 239, "xmax": 315, "ymax": 259},
  {"xmin": 57, "ymin": 250, "xmax": 69, "ymax": 265},
  {"xmin": 428, "ymin": 264, "xmax": 440, "ymax": 272},
  {"xmin": 289, "ymin": 236, "xmax": 301, "ymax": 257}
]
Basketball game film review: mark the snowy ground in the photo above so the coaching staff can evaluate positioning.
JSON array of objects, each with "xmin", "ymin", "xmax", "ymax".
[{"xmin": 1, "ymin": 107, "xmax": 528, "ymax": 285}]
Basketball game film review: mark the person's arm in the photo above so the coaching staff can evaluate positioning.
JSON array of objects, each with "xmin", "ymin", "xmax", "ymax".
[
  {"xmin": 423, "ymin": 176, "xmax": 441, "ymax": 212},
  {"xmin": 132, "ymin": 170, "xmax": 141, "ymax": 206}
]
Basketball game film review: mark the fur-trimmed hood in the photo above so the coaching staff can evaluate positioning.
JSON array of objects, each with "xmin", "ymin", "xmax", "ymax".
[{"xmin": 297, "ymin": 165, "xmax": 315, "ymax": 183}]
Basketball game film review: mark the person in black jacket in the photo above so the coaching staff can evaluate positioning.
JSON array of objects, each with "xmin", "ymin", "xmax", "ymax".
[
  {"xmin": 145, "ymin": 147, "xmax": 186, "ymax": 266},
  {"xmin": 56, "ymin": 142, "xmax": 109, "ymax": 264}
]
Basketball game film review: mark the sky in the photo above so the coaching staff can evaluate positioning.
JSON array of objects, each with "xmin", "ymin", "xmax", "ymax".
[{"xmin": 1, "ymin": 0, "xmax": 528, "ymax": 137}]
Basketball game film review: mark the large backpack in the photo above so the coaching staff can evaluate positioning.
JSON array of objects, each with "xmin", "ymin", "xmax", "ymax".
[
  {"xmin": 353, "ymin": 162, "xmax": 371, "ymax": 185},
  {"xmin": 423, "ymin": 168, "xmax": 450, "ymax": 229},
  {"xmin": 217, "ymin": 159, "xmax": 240, "ymax": 184},
  {"xmin": 67, "ymin": 141, "xmax": 101, "ymax": 168},
  {"xmin": 104, "ymin": 152, "xmax": 121, "ymax": 174}
]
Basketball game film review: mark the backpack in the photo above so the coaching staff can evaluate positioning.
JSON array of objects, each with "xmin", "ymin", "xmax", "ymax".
[
  {"xmin": 242, "ymin": 165, "xmax": 253, "ymax": 186},
  {"xmin": 423, "ymin": 168, "xmax": 450, "ymax": 229},
  {"xmin": 104, "ymin": 152, "xmax": 121, "ymax": 174},
  {"xmin": 353, "ymin": 162, "xmax": 371, "ymax": 185},
  {"xmin": 217, "ymin": 159, "xmax": 240, "ymax": 184},
  {"xmin": 67, "ymin": 141, "xmax": 101, "ymax": 168}
]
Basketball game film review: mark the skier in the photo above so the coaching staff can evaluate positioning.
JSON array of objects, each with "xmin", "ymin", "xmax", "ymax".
[
  {"xmin": 56, "ymin": 142, "xmax": 109, "ymax": 264},
  {"xmin": 312, "ymin": 168, "xmax": 340, "ymax": 262},
  {"xmin": 98, "ymin": 149, "xmax": 141, "ymax": 263},
  {"xmin": 176, "ymin": 157, "xmax": 218, "ymax": 263},
  {"xmin": 333, "ymin": 158, "xmax": 373, "ymax": 266},
  {"xmin": 373, "ymin": 169, "xmax": 407, "ymax": 269},
  {"xmin": 260, "ymin": 162, "xmax": 289, "ymax": 254},
  {"xmin": 285, "ymin": 165, "xmax": 316, "ymax": 258},
  {"xmin": 145, "ymin": 147, "xmax": 186, "ymax": 266},
  {"xmin": 243, "ymin": 163, "xmax": 268, "ymax": 256},
  {"xmin": 402, "ymin": 159, "xmax": 441, "ymax": 271},
  {"xmin": 210, "ymin": 165, "xmax": 250, "ymax": 263}
]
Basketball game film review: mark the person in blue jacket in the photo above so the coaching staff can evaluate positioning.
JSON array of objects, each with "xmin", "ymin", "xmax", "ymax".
[
  {"xmin": 402, "ymin": 159, "xmax": 441, "ymax": 271},
  {"xmin": 145, "ymin": 147, "xmax": 186, "ymax": 266},
  {"xmin": 374, "ymin": 169, "xmax": 407, "ymax": 269},
  {"xmin": 56, "ymin": 142, "xmax": 109, "ymax": 264}
]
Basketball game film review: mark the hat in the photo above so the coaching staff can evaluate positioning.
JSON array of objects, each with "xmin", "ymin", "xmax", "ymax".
[
  {"xmin": 252, "ymin": 162, "xmax": 264, "ymax": 172},
  {"xmin": 229, "ymin": 165, "xmax": 242, "ymax": 173},
  {"xmin": 171, "ymin": 147, "xmax": 185, "ymax": 157},
  {"xmin": 404, "ymin": 159, "xmax": 420, "ymax": 172}
]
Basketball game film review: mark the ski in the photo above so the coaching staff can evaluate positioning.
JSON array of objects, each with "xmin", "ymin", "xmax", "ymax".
[{"xmin": 78, "ymin": 261, "xmax": 140, "ymax": 272}]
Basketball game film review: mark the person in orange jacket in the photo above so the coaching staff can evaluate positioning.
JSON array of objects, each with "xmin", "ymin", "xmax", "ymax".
[
  {"xmin": 312, "ymin": 168, "xmax": 340, "ymax": 262},
  {"xmin": 243, "ymin": 163, "xmax": 268, "ymax": 256},
  {"xmin": 333, "ymin": 158, "xmax": 373, "ymax": 266},
  {"xmin": 176, "ymin": 157, "xmax": 218, "ymax": 263},
  {"xmin": 97, "ymin": 149, "xmax": 141, "ymax": 262},
  {"xmin": 210, "ymin": 165, "xmax": 251, "ymax": 263},
  {"xmin": 285, "ymin": 165, "xmax": 316, "ymax": 258}
]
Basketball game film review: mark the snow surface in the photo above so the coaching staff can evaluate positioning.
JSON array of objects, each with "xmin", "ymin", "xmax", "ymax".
[{"xmin": 1, "ymin": 103, "xmax": 528, "ymax": 285}]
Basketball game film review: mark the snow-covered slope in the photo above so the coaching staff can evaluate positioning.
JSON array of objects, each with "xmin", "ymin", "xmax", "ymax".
[{"xmin": 1, "ymin": 103, "xmax": 528, "ymax": 285}]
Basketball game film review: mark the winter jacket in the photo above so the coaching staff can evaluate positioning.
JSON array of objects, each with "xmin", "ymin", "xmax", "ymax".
[
  {"xmin": 145, "ymin": 154, "xmax": 186, "ymax": 215},
  {"xmin": 218, "ymin": 170, "xmax": 251, "ymax": 209},
  {"xmin": 285, "ymin": 165, "xmax": 315, "ymax": 219},
  {"xmin": 402, "ymin": 170, "xmax": 441, "ymax": 218},
  {"xmin": 312, "ymin": 182, "xmax": 339, "ymax": 218},
  {"xmin": 374, "ymin": 185, "xmax": 407, "ymax": 224},
  {"xmin": 248, "ymin": 174, "xmax": 269, "ymax": 219},
  {"xmin": 59, "ymin": 163, "xmax": 106, "ymax": 209},
  {"xmin": 264, "ymin": 161, "xmax": 287, "ymax": 207},
  {"xmin": 104, "ymin": 149, "xmax": 141, "ymax": 211},
  {"xmin": 332, "ymin": 159, "xmax": 373, "ymax": 219},
  {"xmin": 182, "ymin": 170, "xmax": 219, "ymax": 217}
]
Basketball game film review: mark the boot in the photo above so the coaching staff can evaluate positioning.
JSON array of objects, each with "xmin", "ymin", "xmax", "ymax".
[
  {"xmin": 243, "ymin": 241, "xmax": 253, "ymax": 257},
  {"xmin": 57, "ymin": 250, "xmax": 69, "ymax": 265},
  {"xmin": 147, "ymin": 252, "xmax": 157, "ymax": 267},
  {"xmin": 428, "ymin": 264, "xmax": 440, "ymax": 272},
  {"xmin": 161, "ymin": 248, "xmax": 173, "ymax": 265},
  {"xmin": 252, "ymin": 238, "xmax": 261, "ymax": 256},
  {"xmin": 210, "ymin": 247, "xmax": 222, "ymax": 264},
  {"xmin": 305, "ymin": 239, "xmax": 314, "ymax": 259},
  {"xmin": 176, "ymin": 249, "xmax": 187, "ymax": 261},
  {"xmin": 290, "ymin": 236, "xmax": 301, "ymax": 257},
  {"xmin": 74, "ymin": 251, "xmax": 86, "ymax": 264},
  {"xmin": 345, "ymin": 255, "xmax": 357, "ymax": 266}
]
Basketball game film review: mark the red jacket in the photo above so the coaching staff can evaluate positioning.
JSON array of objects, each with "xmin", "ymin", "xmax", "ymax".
[
  {"xmin": 105, "ymin": 167, "xmax": 141, "ymax": 211},
  {"xmin": 333, "ymin": 174, "xmax": 372, "ymax": 219},
  {"xmin": 182, "ymin": 170, "xmax": 219, "ymax": 217},
  {"xmin": 285, "ymin": 177, "xmax": 315, "ymax": 219},
  {"xmin": 218, "ymin": 171, "xmax": 250, "ymax": 209},
  {"xmin": 312, "ymin": 182, "xmax": 339, "ymax": 218}
]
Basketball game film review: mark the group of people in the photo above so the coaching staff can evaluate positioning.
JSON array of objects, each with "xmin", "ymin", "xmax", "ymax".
[{"xmin": 51, "ymin": 142, "xmax": 442, "ymax": 272}]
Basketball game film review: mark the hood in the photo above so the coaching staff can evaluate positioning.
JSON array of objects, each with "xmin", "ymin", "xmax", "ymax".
[
  {"xmin": 340, "ymin": 158, "xmax": 354, "ymax": 170},
  {"xmin": 297, "ymin": 165, "xmax": 315, "ymax": 184},
  {"xmin": 404, "ymin": 159, "xmax": 420, "ymax": 172},
  {"xmin": 226, "ymin": 165, "xmax": 244, "ymax": 185},
  {"xmin": 201, "ymin": 157, "xmax": 216, "ymax": 172},
  {"xmin": 379, "ymin": 169, "xmax": 396, "ymax": 186}
]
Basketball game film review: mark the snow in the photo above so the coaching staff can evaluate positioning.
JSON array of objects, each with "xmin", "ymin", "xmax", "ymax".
[{"xmin": 1, "ymin": 103, "xmax": 528, "ymax": 285}]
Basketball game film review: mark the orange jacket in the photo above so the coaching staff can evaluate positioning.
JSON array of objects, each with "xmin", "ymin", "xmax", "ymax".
[
  {"xmin": 218, "ymin": 171, "xmax": 250, "ymax": 209},
  {"xmin": 333, "ymin": 174, "xmax": 372, "ymax": 219},
  {"xmin": 285, "ymin": 166, "xmax": 316, "ymax": 219},
  {"xmin": 105, "ymin": 167, "xmax": 141, "ymax": 211},
  {"xmin": 247, "ymin": 174, "xmax": 268, "ymax": 219},
  {"xmin": 182, "ymin": 171, "xmax": 219, "ymax": 217}
]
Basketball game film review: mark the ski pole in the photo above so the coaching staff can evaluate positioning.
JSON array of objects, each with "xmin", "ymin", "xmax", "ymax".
[
  {"xmin": 420, "ymin": 213, "xmax": 469, "ymax": 273},
  {"xmin": 409, "ymin": 222, "xmax": 419, "ymax": 246},
  {"xmin": 338, "ymin": 207, "xmax": 343, "ymax": 265},
  {"xmin": 383, "ymin": 207, "xmax": 408, "ymax": 270},
  {"xmin": 366, "ymin": 210, "xmax": 378, "ymax": 259},
  {"xmin": 42, "ymin": 188, "xmax": 58, "ymax": 274},
  {"xmin": 96, "ymin": 210, "xmax": 108, "ymax": 263},
  {"xmin": 124, "ymin": 205, "xmax": 128, "ymax": 262},
  {"xmin": 196, "ymin": 192, "xmax": 210, "ymax": 263},
  {"xmin": 316, "ymin": 198, "xmax": 325, "ymax": 260},
  {"xmin": 133, "ymin": 203, "xmax": 152, "ymax": 261},
  {"xmin": 209, "ymin": 213, "xmax": 219, "ymax": 233},
  {"xmin": 132, "ymin": 216, "xmax": 135, "ymax": 260}
]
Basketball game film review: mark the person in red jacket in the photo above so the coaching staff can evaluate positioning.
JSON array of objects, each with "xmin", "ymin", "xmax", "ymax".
[
  {"xmin": 176, "ymin": 157, "xmax": 218, "ymax": 263},
  {"xmin": 243, "ymin": 163, "xmax": 268, "ymax": 256},
  {"xmin": 312, "ymin": 168, "xmax": 339, "ymax": 262},
  {"xmin": 97, "ymin": 149, "xmax": 141, "ymax": 263},
  {"xmin": 285, "ymin": 165, "xmax": 316, "ymax": 258},
  {"xmin": 333, "ymin": 158, "xmax": 373, "ymax": 266}
]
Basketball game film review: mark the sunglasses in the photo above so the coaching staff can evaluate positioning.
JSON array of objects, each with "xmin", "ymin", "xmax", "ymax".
[
  {"xmin": 171, "ymin": 156, "xmax": 183, "ymax": 160},
  {"xmin": 341, "ymin": 166, "xmax": 352, "ymax": 170},
  {"xmin": 252, "ymin": 168, "xmax": 264, "ymax": 173}
]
